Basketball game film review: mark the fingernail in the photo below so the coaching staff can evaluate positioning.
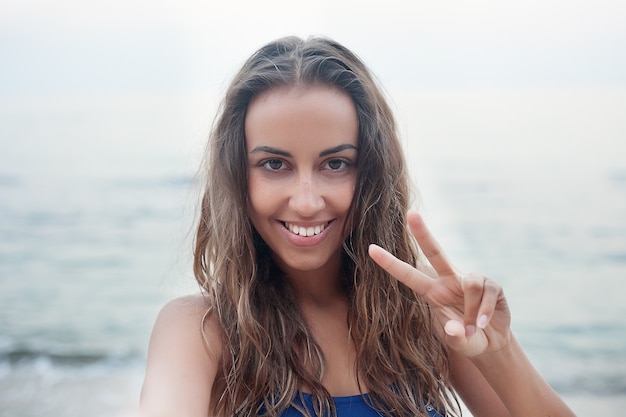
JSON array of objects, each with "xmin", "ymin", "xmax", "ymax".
[
  {"xmin": 465, "ymin": 325, "xmax": 476, "ymax": 337},
  {"xmin": 477, "ymin": 315, "xmax": 489, "ymax": 329}
]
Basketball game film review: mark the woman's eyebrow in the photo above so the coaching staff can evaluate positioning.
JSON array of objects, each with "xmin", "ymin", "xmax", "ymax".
[
  {"xmin": 249, "ymin": 144, "xmax": 358, "ymax": 157},
  {"xmin": 319, "ymin": 144, "xmax": 358, "ymax": 157},
  {"xmin": 249, "ymin": 146, "xmax": 292, "ymax": 157}
]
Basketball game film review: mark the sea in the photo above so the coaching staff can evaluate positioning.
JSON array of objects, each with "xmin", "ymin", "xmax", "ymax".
[{"xmin": 0, "ymin": 87, "xmax": 625, "ymax": 416}]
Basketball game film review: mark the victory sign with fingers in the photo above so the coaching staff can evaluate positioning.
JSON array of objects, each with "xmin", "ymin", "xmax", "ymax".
[{"xmin": 369, "ymin": 210, "xmax": 511, "ymax": 358}]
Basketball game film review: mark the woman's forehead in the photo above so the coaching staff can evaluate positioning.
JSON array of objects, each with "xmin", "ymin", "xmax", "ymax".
[{"xmin": 245, "ymin": 85, "xmax": 358, "ymax": 154}]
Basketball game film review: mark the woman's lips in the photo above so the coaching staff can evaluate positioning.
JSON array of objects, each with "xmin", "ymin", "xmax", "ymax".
[{"xmin": 283, "ymin": 221, "xmax": 329, "ymax": 237}]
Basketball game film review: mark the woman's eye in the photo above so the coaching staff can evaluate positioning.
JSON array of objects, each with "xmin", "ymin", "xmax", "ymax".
[
  {"xmin": 325, "ymin": 159, "xmax": 351, "ymax": 171},
  {"xmin": 263, "ymin": 159, "xmax": 284, "ymax": 171}
]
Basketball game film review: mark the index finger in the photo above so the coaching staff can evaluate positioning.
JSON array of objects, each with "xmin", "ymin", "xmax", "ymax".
[
  {"xmin": 408, "ymin": 211, "xmax": 456, "ymax": 277},
  {"xmin": 368, "ymin": 243, "xmax": 433, "ymax": 296}
]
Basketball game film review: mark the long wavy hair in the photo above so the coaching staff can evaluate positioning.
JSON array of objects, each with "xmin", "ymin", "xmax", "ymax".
[{"xmin": 194, "ymin": 36, "xmax": 459, "ymax": 417}]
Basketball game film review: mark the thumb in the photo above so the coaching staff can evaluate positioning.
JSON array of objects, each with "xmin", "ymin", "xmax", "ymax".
[
  {"xmin": 444, "ymin": 320, "xmax": 489, "ymax": 357},
  {"xmin": 444, "ymin": 320, "xmax": 468, "ymax": 352}
]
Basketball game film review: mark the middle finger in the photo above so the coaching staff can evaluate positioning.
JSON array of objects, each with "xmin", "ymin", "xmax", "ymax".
[{"xmin": 408, "ymin": 211, "xmax": 456, "ymax": 277}]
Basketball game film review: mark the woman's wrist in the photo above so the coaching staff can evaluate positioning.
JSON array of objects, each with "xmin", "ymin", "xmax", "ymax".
[
  {"xmin": 468, "ymin": 334, "xmax": 575, "ymax": 417},
  {"xmin": 470, "ymin": 328, "xmax": 514, "ymax": 364}
]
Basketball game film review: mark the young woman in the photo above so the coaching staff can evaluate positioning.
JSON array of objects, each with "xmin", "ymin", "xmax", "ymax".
[{"xmin": 139, "ymin": 36, "xmax": 576, "ymax": 417}]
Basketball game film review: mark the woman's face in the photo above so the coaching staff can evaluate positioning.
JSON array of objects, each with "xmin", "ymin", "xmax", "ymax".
[{"xmin": 245, "ymin": 85, "xmax": 359, "ymax": 277}]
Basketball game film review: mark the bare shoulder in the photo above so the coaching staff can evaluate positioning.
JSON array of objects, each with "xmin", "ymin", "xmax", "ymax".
[
  {"xmin": 140, "ymin": 294, "xmax": 223, "ymax": 417},
  {"xmin": 158, "ymin": 293, "xmax": 211, "ymax": 316},
  {"xmin": 158, "ymin": 294, "xmax": 218, "ymax": 325},
  {"xmin": 153, "ymin": 294, "xmax": 223, "ymax": 354}
]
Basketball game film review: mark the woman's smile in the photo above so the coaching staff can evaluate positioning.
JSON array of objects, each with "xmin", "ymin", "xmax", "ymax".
[
  {"xmin": 283, "ymin": 221, "xmax": 328, "ymax": 237},
  {"xmin": 278, "ymin": 219, "xmax": 335, "ymax": 247}
]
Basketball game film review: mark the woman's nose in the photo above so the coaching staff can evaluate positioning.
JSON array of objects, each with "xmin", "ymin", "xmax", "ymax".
[{"xmin": 288, "ymin": 175, "xmax": 325, "ymax": 217}]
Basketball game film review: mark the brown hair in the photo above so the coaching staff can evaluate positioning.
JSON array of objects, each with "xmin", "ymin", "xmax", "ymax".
[{"xmin": 194, "ymin": 36, "xmax": 458, "ymax": 417}]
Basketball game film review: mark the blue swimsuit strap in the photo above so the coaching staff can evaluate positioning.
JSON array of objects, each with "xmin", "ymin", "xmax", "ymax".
[{"xmin": 279, "ymin": 392, "xmax": 444, "ymax": 417}]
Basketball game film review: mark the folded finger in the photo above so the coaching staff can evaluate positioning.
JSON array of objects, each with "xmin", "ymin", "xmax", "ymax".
[
  {"xmin": 461, "ymin": 273, "xmax": 486, "ymax": 337},
  {"xmin": 475, "ymin": 278, "xmax": 503, "ymax": 330}
]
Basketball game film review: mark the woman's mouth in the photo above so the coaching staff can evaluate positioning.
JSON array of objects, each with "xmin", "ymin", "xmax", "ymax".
[{"xmin": 283, "ymin": 221, "xmax": 329, "ymax": 237}]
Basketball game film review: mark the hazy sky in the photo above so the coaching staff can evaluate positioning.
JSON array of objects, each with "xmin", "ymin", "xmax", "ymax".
[{"xmin": 1, "ymin": 0, "xmax": 625, "ymax": 97}]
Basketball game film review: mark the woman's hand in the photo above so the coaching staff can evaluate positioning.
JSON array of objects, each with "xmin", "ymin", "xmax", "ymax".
[{"xmin": 368, "ymin": 210, "xmax": 511, "ymax": 357}]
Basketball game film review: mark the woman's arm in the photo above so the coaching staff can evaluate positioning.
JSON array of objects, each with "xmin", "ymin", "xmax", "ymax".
[
  {"xmin": 450, "ymin": 343, "xmax": 575, "ymax": 417},
  {"xmin": 448, "ymin": 349, "xmax": 512, "ymax": 417},
  {"xmin": 139, "ymin": 295, "xmax": 222, "ymax": 417},
  {"xmin": 454, "ymin": 335, "xmax": 575, "ymax": 417}
]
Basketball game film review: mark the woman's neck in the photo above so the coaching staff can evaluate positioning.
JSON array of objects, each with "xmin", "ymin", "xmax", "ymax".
[{"xmin": 279, "ymin": 251, "xmax": 347, "ymax": 307}]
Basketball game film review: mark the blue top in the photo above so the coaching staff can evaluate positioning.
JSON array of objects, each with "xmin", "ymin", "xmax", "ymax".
[{"xmin": 278, "ymin": 392, "xmax": 444, "ymax": 417}]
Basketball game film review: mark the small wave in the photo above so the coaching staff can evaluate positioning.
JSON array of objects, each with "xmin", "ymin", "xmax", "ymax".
[
  {"xmin": 552, "ymin": 373, "xmax": 626, "ymax": 396},
  {"xmin": 608, "ymin": 170, "xmax": 626, "ymax": 188},
  {"xmin": 604, "ymin": 252, "xmax": 626, "ymax": 263},
  {"xmin": 0, "ymin": 347, "xmax": 142, "ymax": 369},
  {"xmin": 0, "ymin": 173, "xmax": 20, "ymax": 187},
  {"xmin": 527, "ymin": 324, "xmax": 626, "ymax": 352},
  {"xmin": 112, "ymin": 175, "xmax": 193, "ymax": 189}
]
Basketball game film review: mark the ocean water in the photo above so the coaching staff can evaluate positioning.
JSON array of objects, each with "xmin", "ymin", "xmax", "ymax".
[{"xmin": 0, "ymin": 88, "xmax": 625, "ymax": 416}]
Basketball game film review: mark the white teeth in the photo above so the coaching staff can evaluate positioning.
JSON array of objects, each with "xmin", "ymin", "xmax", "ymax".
[{"xmin": 285, "ymin": 222, "xmax": 326, "ymax": 236}]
